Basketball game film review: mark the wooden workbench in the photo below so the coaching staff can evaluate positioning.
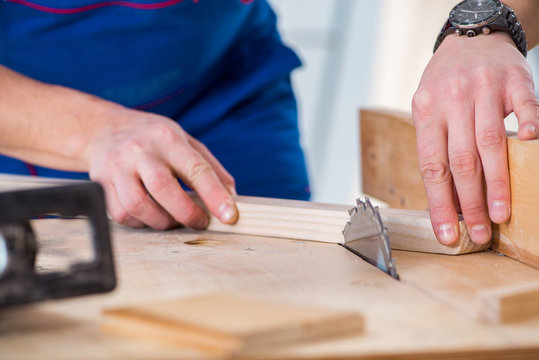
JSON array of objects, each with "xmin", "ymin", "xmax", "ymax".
[{"xmin": 2, "ymin": 216, "xmax": 539, "ymax": 359}]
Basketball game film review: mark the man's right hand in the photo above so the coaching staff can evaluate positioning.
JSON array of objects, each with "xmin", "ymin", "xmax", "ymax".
[{"xmin": 85, "ymin": 106, "xmax": 238, "ymax": 230}]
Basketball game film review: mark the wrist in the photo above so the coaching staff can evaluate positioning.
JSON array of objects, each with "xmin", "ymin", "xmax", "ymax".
[{"xmin": 46, "ymin": 85, "xmax": 124, "ymax": 170}]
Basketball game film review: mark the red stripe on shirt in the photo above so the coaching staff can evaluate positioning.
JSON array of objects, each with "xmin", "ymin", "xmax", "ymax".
[{"xmin": 5, "ymin": 0, "xmax": 187, "ymax": 14}]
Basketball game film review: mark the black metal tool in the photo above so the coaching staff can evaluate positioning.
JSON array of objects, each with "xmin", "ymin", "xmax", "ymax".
[{"xmin": 0, "ymin": 182, "xmax": 116, "ymax": 308}]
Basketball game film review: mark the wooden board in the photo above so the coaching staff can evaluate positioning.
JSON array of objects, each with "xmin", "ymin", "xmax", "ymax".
[
  {"xmin": 478, "ymin": 282, "xmax": 539, "ymax": 324},
  {"xmin": 360, "ymin": 108, "xmax": 428, "ymax": 210},
  {"xmin": 102, "ymin": 293, "xmax": 364, "ymax": 357},
  {"xmin": 200, "ymin": 195, "xmax": 351, "ymax": 244},
  {"xmin": 494, "ymin": 136, "xmax": 539, "ymax": 269},
  {"xmin": 1, "ymin": 218, "xmax": 539, "ymax": 359},
  {"xmin": 202, "ymin": 195, "xmax": 487, "ymax": 255}
]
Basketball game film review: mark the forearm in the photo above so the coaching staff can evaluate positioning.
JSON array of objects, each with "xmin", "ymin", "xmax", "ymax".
[
  {"xmin": 505, "ymin": 0, "xmax": 539, "ymax": 48},
  {"xmin": 0, "ymin": 65, "xmax": 119, "ymax": 171}
]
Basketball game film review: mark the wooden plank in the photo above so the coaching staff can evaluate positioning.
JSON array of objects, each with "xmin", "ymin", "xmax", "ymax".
[
  {"xmin": 394, "ymin": 250, "xmax": 539, "ymax": 323},
  {"xmin": 494, "ymin": 136, "xmax": 539, "ymax": 269},
  {"xmin": 102, "ymin": 293, "xmax": 364, "ymax": 357},
  {"xmin": 478, "ymin": 282, "xmax": 539, "ymax": 324},
  {"xmin": 360, "ymin": 108, "xmax": 428, "ymax": 210},
  {"xmin": 201, "ymin": 195, "xmax": 351, "ymax": 244},
  {"xmin": 203, "ymin": 195, "xmax": 487, "ymax": 255},
  {"xmin": 381, "ymin": 209, "xmax": 488, "ymax": 255}
]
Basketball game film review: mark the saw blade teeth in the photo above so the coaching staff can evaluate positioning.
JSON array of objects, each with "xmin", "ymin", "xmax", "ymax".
[
  {"xmin": 343, "ymin": 196, "xmax": 399, "ymax": 280},
  {"xmin": 342, "ymin": 221, "xmax": 351, "ymax": 235},
  {"xmin": 374, "ymin": 208, "xmax": 384, "ymax": 232},
  {"xmin": 355, "ymin": 198, "xmax": 366, "ymax": 210}
]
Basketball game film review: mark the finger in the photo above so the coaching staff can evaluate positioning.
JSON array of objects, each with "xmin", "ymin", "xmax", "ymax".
[
  {"xmin": 112, "ymin": 168, "xmax": 176, "ymax": 230},
  {"xmin": 100, "ymin": 180, "xmax": 145, "ymax": 228},
  {"xmin": 448, "ymin": 103, "xmax": 491, "ymax": 244},
  {"xmin": 138, "ymin": 158, "xmax": 210, "ymax": 230},
  {"xmin": 169, "ymin": 146, "xmax": 238, "ymax": 225},
  {"xmin": 510, "ymin": 80, "xmax": 539, "ymax": 140},
  {"xmin": 413, "ymin": 91, "xmax": 459, "ymax": 245},
  {"xmin": 475, "ymin": 91, "xmax": 510, "ymax": 224},
  {"xmin": 187, "ymin": 136, "xmax": 237, "ymax": 196}
]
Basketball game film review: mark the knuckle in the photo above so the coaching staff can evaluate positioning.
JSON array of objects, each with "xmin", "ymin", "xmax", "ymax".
[
  {"xmin": 186, "ymin": 160, "xmax": 213, "ymax": 184},
  {"xmin": 429, "ymin": 202, "xmax": 454, "ymax": 217},
  {"xmin": 460, "ymin": 201, "xmax": 485, "ymax": 217},
  {"xmin": 450, "ymin": 151, "xmax": 479, "ymax": 177},
  {"xmin": 146, "ymin": 171, "xmax": 176, "ymax": 194},
  {"xmin": 156, "ymin": 124, "xmax": 176, "ymax": 141},
  {"xmin": 419, "ymin": 156, "xmax": 451, "ymax": 185},
  {"xmin": 446, "ymin": 77, "xmax": 470, "ymax": 102},
  {"xmin": 175, "ymin": 204, "xmax": 202, "ymax": 226},
  {"xmin": 517, "ymin": 96, "xmax": 539, "ymax": 110},
  {"xmin": 486, "ymin": 176, "xmax": 509, "ymax": 197},
  {"xmin": 412, "ymin": 86, "xmax": 435, "ymax": 119},
  {"xmin": 121, "ymin": 138, "xmax": 144, "ymax": 154},
  {"xmin": 152, "ymin": 218, "xmax": 176, "ymax": 231},
  {"xmin": 111, "ymin": 208, "xmax": 129, "ymax": 225},
  {"xmin": 123, "ymin": 191, "xmax": 146, "ymax": 215},
  {"xmin": 476, "ymin": 128, "xmax": 505, "ymax": 149},
  {"xmin": 475, "ymin": 64, "xmax": 498, "ymax": 89},
  {"xmin": 100, "ymin": 149, "xmax": 124, "ymax": 169},
  {"xmin": 153, "ymin": 122, "xmax": 183, "ymax": 145}
]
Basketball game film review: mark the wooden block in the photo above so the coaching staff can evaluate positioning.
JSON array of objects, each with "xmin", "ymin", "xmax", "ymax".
[
  {"xmin": 360, "ymin": 108, "xmax": 428, "ymax": 210},
  {"xmin": 102, "ymin": 293, "xmax": 364, "ymax": 357},
  {"xmin": 494, "ymin": 136, "xmax": 539, "ymax": 269},
  {"xmin": 478, "ymin": 282, "xmax": 539, "ymax": 324},
  {"xmin": 203, "ymin": 195, "xmax": 487, "ymax": 255},
  {"xmin": 381, "ymin": 208, "xmax": 489, "ymax": 255},
  {"xmin": 201, "ymin": 195, "xmax": 351, "ymax": 244}
]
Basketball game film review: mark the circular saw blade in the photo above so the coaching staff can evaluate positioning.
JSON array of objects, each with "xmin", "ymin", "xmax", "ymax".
[{"xmin": 342, "ymin": 198, "xmax": 399, "ymax": 280}]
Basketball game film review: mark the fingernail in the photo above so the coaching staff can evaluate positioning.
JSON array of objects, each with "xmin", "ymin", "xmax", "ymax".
[
  {"xmin": 195, "ymin": 216, "xmax": 209, "ymax": 230},
  {"xmin": 437, "ymin": 223, "xmax": 456, "ymax": 245},
  {"xmin": 471, "ymin": 224, "xmax": 490, "ymax": 244},
  {"xmin": 490, "ymin": 200, "xmax": 510, "ymax": 223},
  {"xmin": 218, "ymin": 202, "xmax": 237, "ymax": 224},
  {"xmin": 521, "ymin": 123, "xmax": 538, "ymax": 138}
]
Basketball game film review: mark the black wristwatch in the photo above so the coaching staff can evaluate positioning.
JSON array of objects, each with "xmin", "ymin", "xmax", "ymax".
[{"xmin": 433, "ymin": 0, "xmax": 527, "ymax": 57}]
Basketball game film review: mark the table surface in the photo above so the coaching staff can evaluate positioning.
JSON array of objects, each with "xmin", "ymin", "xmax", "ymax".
[{"xmin": 1, "ymin": 217, "xmax": 539, "ymax": 360}]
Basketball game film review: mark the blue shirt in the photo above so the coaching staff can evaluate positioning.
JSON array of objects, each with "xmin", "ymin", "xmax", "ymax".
[{"xmin": 0, "ymin": 0, "xmax": 310, "ymax": 199}]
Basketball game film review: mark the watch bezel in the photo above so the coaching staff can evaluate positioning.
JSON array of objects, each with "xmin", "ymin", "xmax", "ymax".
[{"xmin": 449, "ymin": 0, "xmax": 503, "ymax": 29}]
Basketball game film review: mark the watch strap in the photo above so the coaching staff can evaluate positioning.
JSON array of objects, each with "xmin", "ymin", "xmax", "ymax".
[{"xmin": 433, "ymin": 4, "xmax": 527, "ymax": 57}]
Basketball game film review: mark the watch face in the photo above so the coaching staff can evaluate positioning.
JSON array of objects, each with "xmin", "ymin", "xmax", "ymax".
[{"xmin": 450, "ymin": 0, "xmax": 502, "ymax": 28}]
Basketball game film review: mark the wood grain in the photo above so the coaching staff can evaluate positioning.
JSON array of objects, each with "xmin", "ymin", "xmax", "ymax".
[
  {"xmin": 478, "ymin": 282, "xmax": 539, "ymax": 324},
  {"xmin": 200, "ymin": 195, "xmax": 351, "ymax": 244},
  {"xmin": 380, "ymin": 208, "xmax": 488, "ymax": 254},
  {"xmin": 102, "ymin": 293, "xmax": 364, "ymax": 357},
  {"xmin": 360, "ymin": 108, "xmax": 428, "ymax": 210},
  {"xmin": 494, "ymin": 136, "xmax": 539, "ymax": 269}
]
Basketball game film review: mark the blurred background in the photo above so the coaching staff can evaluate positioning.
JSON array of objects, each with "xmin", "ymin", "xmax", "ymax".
[{"xmin": 268, "ymin": 0, "xmax": 539, "ymax": 205}]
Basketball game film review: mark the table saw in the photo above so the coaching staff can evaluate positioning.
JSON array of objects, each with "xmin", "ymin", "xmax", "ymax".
[{"xmin": 1, "ymin": 109, "xmax": 539, "ymax": 359}]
